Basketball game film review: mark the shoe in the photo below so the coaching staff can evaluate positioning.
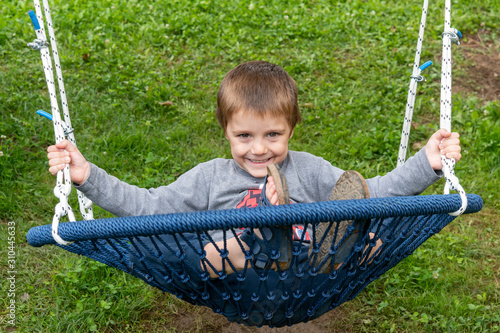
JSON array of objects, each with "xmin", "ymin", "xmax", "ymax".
[
  {"xmin": 239, "ymin": 164, "xmax": 293, "ymax": 270},
  {"xmin": 309, "ymin": 170, "xmax": 370, "ymax": 273}
]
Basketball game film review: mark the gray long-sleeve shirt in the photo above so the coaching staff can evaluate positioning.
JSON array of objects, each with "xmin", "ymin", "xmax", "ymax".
[{"xmin": 76, "ymin": 148, "xmax": 441, "ymax": 219}]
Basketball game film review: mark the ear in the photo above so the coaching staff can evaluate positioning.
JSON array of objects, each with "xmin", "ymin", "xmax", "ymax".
[{"xmin": 289, "ymin": 128, "xmax": 294, "ymax": 139}]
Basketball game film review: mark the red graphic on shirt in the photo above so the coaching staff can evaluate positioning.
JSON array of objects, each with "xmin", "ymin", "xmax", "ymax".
[
  {"xmin": 236, "ymin": 189, "xmax": 310, "ymax": 241},
  {"xmin": 293, "ymin": 225, "xmax": 311, "ymax": 241},
  {"xmin": 236, "ymin": 189, "xmax": 262, "ymax": 209}
]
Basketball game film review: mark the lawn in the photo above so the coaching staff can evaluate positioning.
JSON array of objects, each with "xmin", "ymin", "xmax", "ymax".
[{"xmin": 1, "ymin": 0, "xmax": 499, "ymax": 331}]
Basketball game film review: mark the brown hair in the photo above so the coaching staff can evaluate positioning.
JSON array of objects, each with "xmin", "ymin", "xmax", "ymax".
[{"xmin": 216, "ymin": 61, "xmax": 301, "ymax": 131}]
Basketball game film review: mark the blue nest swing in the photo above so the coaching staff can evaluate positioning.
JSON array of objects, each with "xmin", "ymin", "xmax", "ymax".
[{"xmin": 27, "ymin": 194, "xmax": 483, "ymax": 327}]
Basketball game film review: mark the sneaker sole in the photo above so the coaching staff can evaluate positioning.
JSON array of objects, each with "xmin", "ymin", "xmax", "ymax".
[
  {"xmin": 266, "ymin": 164, "xmax": 292, "ymax": 270},
  {"xmin": 310, "ymin": 170, "xmax": 369, "ymax": 273},
  {"xmin": 267, "ymin": 164, "xmax": 290, "ymax": 205}
]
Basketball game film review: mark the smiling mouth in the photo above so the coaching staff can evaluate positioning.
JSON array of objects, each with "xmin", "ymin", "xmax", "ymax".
[{"xmin": 247, "ymin": 157, "xmax": 272, "ymax": 164}]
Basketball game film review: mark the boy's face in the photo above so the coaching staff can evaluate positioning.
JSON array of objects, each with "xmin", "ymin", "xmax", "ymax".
[{"xmin": 225, "ymin": 110, "xmax": 293, "ymax": 178}]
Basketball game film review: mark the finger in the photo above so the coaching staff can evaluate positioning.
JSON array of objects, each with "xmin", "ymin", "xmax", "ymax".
[
  {"xmin": 47, "ymin": 150, "xmax": 69, "ymax": 159},
  {"xmin": 267, "ymin": 184, "xmax": 276, "ymax": 199},
  {"xmin": 441, "ymin": 143, "xmax": 462, "ymax": 152},
  {"xmin": 443, "ymin": 151, "xmax": 462, "ymax": 161},
  {"xmin": 439, "ymin": 138, "xmax": 460, "ymax": 150},
  {"xmin": 440, "ymin": 132, "xmax": 460, "ymax": 143},
  {"xmin": 438, "ymin": 128, "xmax": 453, "ymax": 138},
  {"xmin": 48, "ymin": 156, "xmax": 70, "ymax": 167},
  {"xmin": 47, "ymin": 145, "xmax": 66, "ymax": 153},
  {"xmin": 48, "ymin": 164, "xmax": 65, "ymax": 176},
  {"xmin": 270, "ymin": 192, "xmax": 279, "ymax": 206},
  {"xmin": 54, "ymin": 139, "xmax": 77, "ymax": 151},
  {"xmin": 441, "ymin": 146, "xmax": 462, "ymax": 158},
  {"xmin": 431, "ymin": 129, "xmax": 456, "ymax": 144}
]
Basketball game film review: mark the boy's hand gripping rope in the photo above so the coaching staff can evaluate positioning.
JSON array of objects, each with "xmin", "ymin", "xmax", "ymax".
[
  {"xmin": 28, "ymin": 2, "xmax": 93, "ymax": 245},
  {"xmin": 399, "ymin": 0, "xmax": 466, "ymax": 216}
]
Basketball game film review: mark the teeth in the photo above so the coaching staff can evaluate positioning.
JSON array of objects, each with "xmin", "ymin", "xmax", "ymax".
[{"xmin": 249, "ymin": 158, "xmax": 269, "ymax": 163}]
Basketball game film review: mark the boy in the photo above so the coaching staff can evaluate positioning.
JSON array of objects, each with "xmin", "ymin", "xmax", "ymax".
[{"xmin": 47, "ymin": 61, "xmax": 461, "ymax": 278}]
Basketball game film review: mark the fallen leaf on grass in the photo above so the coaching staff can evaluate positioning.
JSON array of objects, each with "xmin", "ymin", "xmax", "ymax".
[{"xmin": 21, "ymin": 293, "xmax": 30, "ymax": 302}]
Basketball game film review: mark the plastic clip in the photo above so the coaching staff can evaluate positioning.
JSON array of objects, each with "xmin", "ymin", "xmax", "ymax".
[
  {"xmin": 419, "ymin": 60, "xmax": 433, "ymax": 71},
  {"xmin": 410, "ymin": 61, "xmax": 432, "ymax": 82},
  {"xmin": 36, "ymin": 110, "xmax": 74, "ymax": 135},
  {"xmin": 37, "ymin": 110, "xmax": 53, "ymax": 121},
  {"xmin": 28, "ymin": 10, "xmax": 41, "ymax": 30}
]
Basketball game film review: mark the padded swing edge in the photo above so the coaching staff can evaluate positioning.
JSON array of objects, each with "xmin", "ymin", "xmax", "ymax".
[{"xmin": 27, "ymin": 194, "xmax": 483, "ymax": 247}]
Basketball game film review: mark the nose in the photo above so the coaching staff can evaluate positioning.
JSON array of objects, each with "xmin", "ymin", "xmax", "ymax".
[{"xmin": 251, "ymin": 138, "xmax": 268, "ymax": 155}]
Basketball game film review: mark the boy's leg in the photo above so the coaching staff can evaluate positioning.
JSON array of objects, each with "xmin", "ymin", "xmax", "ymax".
[
  {"xmin": 363, "ymin": 232, "xmax": 384, "ymax": 264},
  {"xmin": 309, "ymin": 170, "xmax": 370, "ymax": 273},
  {"xmin": 203, "ymin": 237, "xmax": 250, "ymax": 278}
]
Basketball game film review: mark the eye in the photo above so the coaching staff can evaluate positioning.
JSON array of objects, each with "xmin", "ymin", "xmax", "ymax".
[
  {"xmin": 268, "ymin": 132, "xmax": 279, "ymax": 138},
  {"xmin": 238, "ymin": 133, "xmax": 251, "ymax": 138}
]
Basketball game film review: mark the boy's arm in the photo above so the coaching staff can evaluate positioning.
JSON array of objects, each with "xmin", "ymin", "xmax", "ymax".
[
  {"xmin": 74, "ymin": 162, "xmax": 211, "ymax": 217},
  {"xmin": 47, "ymin": 140, "xmax": 211, "ymax": 217},
  {"xmin": 366, "ymin": 148, "xmax": 440, "ymax": 198}
]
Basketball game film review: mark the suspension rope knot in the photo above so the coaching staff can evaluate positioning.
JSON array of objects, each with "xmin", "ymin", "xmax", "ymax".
[
  {"xmin": 444, "ymin": 172, "xmax": 460, "ymax": 191},
  {"xmin": 36, "ymin": 110, "xmax": 75, "ymax": 135},
  {"xmin": 441, "ymin": 155, "xmax": 467, "ymax": 216}
]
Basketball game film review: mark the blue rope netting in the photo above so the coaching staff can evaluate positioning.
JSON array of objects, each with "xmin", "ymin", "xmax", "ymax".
[{"xmin": 27, "ymin": 194, "xmax": 482, "ymax": 327}]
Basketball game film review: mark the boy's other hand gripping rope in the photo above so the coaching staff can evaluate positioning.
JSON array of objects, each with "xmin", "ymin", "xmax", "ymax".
[{"xmin": 28, "ymin": 2, "xmax": 94, "ymax": 245}]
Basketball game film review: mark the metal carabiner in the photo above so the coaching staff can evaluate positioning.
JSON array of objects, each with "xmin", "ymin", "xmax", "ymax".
[
  {"xmin": 27, "ymin": 38, "xmax": 49, "ymax": 51},
  {"xmin": 442, "ymin": 29, "xmax": 462, "ymax": 45}
]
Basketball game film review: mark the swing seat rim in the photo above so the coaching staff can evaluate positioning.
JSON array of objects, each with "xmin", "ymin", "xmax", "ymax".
[{"xmin": 27, "ymin": 193, "xmax": 483, "ymax": 248}]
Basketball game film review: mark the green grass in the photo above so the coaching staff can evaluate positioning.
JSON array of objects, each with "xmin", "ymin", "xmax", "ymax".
[{"xmin": 1, "ymin": 0, "xmax": 499, "ymax": 331}]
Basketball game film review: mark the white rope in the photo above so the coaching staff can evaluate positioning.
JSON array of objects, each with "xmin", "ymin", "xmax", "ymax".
[
  {"xmin": 28, "ymin": 1, "xmax": 93, "ymax": 245},
  {"xmin": 397, "ymin": 0, "xmax": 430, "ymax": 167},
  {"xmin": 440, "ymin": 0, "xmax": 467, "ymax": 216},
  {"xmin": 40, "ymin": 0, "xmax": 94, "ymax": 221}
]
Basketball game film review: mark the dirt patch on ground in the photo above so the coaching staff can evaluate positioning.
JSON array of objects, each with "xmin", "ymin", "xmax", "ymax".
[
  {"xmin": 138, "ymin": 299, "xmax": 355, "ymax": 333},
  {"xmin": 452, "ymin": 30, "xmax": 500, "ymax": 101}
]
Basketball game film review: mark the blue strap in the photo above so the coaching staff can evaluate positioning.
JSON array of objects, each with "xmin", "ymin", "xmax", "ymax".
[{"xmin": 28, "ymin": 10, "xmax": 41, "ymax": 31}]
